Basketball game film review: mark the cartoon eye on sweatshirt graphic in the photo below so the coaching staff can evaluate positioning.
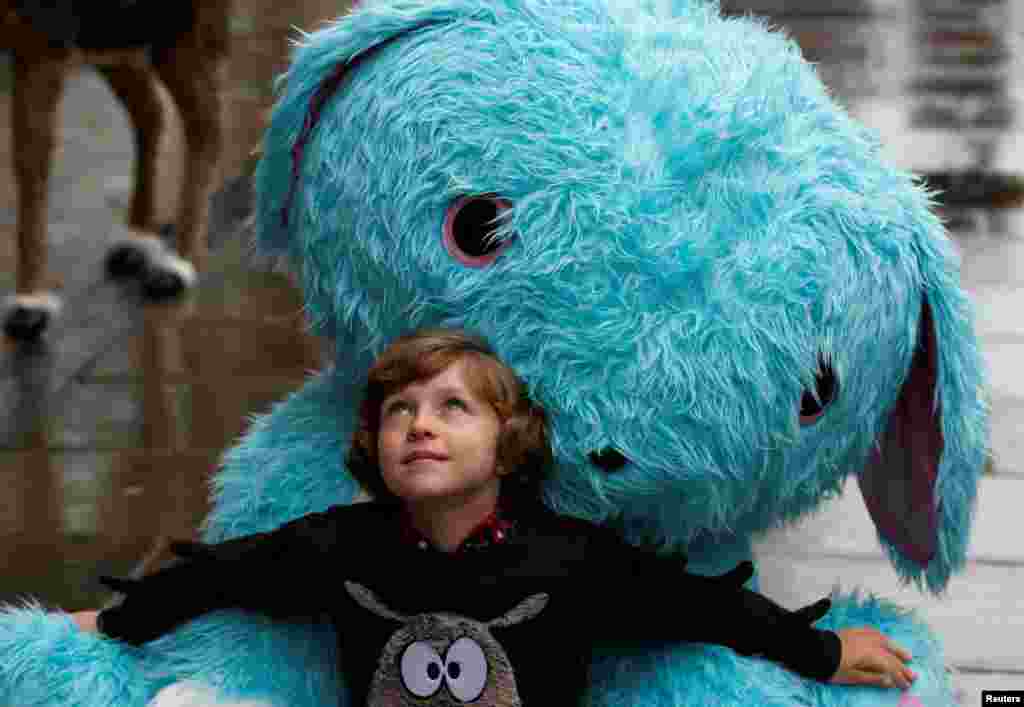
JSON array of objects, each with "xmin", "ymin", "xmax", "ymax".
[{"xmin": 344, "ymin": 581, "xmax": 548, "ymax": 706}]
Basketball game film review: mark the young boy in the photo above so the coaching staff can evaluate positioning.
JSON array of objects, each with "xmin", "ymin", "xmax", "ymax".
[{"xmin": 73, "ymin": 327, "xmax": 917, "ymax": 705}]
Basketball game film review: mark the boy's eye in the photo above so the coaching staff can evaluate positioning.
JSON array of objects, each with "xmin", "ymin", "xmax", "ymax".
[
  {"xmin": 385, "ymin": 400, "xmax": 412, "ymax": 415},
  {"xmin": 445, "ymin": 397, "xmax": 468, "ymax": 410}
]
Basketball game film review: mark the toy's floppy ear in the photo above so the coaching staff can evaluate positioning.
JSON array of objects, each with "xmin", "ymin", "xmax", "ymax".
[
  {"xmin": 857, "ymin": 299, "xmax": 942, "ymax": 567},
  {"xmin": 857, "ymin": 291, "xmax": 989, "ymax": 593},
  {"xmin": 253, "ymin": 1, "xmax": 482, "ymax": 257}
]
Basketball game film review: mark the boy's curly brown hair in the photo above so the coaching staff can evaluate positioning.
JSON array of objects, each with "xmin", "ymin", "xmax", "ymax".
[{"xmin": 346, "ymin": 328, "xmax": 552, "ymax": 506}]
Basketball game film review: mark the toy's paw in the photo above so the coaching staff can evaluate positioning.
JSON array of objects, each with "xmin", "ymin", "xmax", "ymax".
[
  {"xmin": 588, "ymin": 590, "xmax": 957, "ymax": 707},
  {"xmin": 2, "ymin": 292, "xmax": 62, "ymax": 341},
  {"xmin": 0, "ymin": 603, "xmax": 155, "ymax": 706},
  {"xmin": 148, "ymin": 680, "xmax": 274, "ymax": 707}
]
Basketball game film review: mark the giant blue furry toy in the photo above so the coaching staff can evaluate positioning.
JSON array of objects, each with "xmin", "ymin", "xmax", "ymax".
[{"xmin": 0, "ymin": 0, "xmax": 989, "ymax": 705}]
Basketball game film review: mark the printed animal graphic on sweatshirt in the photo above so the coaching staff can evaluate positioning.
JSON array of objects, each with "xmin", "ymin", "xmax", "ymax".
[{"xmin": 344, "ymin": 581, "xmax": 548, "ymax": 707}]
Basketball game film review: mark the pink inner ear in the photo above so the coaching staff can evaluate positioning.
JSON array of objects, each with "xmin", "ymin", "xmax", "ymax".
[{"xmin": 857, "ymin": 299, "xmax": 943, "ymax": 566}]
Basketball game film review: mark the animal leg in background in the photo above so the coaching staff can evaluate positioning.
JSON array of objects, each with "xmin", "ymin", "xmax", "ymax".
[
  {"xmin": 98, "ymin": 60, "xmax": 182, "ymax": 292},
  {"xmin": 4, "ymin": 52, "xmax": 67, "ymax": 341},
  {"xmin": 104, "ymin": 43, "xmax": 225, "ymax": 302},
  {"xmin": 147, "ymin": 37, "xmax": 225, "ymax": 293},
  {"xmin": 3, "ymin": 1, "xmax": 229, "ymax": 342}
]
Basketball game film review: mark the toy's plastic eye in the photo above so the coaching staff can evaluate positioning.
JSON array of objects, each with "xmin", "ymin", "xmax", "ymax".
[
  {"xmin": 589, "ymin": 448, "xmax": 629, "ymax": 473},
  {"xmin": 443, "ymin": 195, "xmax": 514, "ymax": 267},
  {"xmin": 400, "ymin": 641, "xmax": 444, "ymax": 698},
  {"xmin": 444, "ymin": 637, "xmax": 488, "ymax": 702},
  {"xmin": 799, "ymin": 358, "xmax": 838, "ymax": 426}
]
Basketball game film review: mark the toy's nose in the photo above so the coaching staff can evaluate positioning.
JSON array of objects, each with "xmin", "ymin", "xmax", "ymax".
[{"xmin": 588, "ymin": 448, "xmax": 629, "ymax": 473}]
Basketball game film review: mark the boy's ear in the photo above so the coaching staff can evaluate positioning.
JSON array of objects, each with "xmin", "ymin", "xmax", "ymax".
[{"xmin": 497, "ymin": 414, "xmax": 530, "ymax": 474}]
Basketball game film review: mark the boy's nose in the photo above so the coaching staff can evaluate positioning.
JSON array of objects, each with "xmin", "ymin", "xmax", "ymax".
[{"xmin": 407, "ymin": 419, "xmax": 436, "ymax": 440}]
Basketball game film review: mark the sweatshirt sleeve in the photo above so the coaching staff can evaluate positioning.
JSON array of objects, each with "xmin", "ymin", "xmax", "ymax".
[
  {"xmin": 579, "ymin": 524, "xmax": 841, "ymax": 683},
  {"xmin": 97, "ymin": 507, "xmax": 347, "ymax": 645}
]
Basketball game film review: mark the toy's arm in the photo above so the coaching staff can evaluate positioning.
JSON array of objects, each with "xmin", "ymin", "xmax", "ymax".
[
  {"xmin": 96, "ymin": 507, "xmax": 349, "ymax": 646},
  {"xmin": 582, "ymin": 525, "xmax": 841, "ymax": 682}
]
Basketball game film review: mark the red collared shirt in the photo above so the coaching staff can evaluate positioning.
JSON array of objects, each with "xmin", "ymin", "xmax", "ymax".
[{"xmin": 398, "ymin": 505, "xmax": 516, "ymax": 552}]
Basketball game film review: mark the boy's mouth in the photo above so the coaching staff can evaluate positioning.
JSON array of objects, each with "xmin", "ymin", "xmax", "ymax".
[{"xmin": 402, "ymin": 450, "xmax": 450, "ymax": 464}]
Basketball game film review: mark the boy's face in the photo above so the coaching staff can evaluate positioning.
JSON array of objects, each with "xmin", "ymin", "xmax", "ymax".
[{"xmin": 377, "ymin": 360, "xmax": 504, "ymax": 506}]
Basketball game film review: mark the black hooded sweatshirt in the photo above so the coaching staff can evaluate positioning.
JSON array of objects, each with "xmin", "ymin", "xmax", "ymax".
[{"xmin": 97, "ymin": 499, "xmax": 841, "ymax": 706}]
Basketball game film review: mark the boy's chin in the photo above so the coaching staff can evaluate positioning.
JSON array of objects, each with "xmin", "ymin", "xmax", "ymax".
[
  {"xmin": 393, "ymin": 479, "xmax": 462, "ymax": 501},
  {"xmin": 397, "ymin": 480, "xmax": 500, "ymax": 505},
  {"xmin": 401, "ymin": 487, "xmax": 452, "ymax": 501}
]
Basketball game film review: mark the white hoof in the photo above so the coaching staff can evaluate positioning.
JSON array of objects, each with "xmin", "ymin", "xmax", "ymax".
[
  {"xmin": 3, "ymin": 292, "xmax": 63, "ymax": 317},
  {"xmin": 3, "ymin": 292, "xmax": 62, "ymax": 339},
  {"xmin": 148, "ymin": 680, "xmax": 274, "ymax": 707},
  {"xmin": 107, "ymin": 226, "xmax": 199, "ymax": 295},
  {"xmin": 148, "ymin": 248, "xmax": 198, "ymax": 289}
]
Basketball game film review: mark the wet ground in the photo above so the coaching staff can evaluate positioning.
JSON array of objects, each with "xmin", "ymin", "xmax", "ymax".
[
  {"xmin": 0, "ymin": 0, "xmax": 343, "ymax": 609},
  {"xmin": 1, "ymin": 0, "xmax": 1022, "ymax": 701}
]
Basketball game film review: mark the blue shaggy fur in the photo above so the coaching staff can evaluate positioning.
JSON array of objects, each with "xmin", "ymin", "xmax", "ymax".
[{"xmin": 0, "ymin": 0, "xmax": 989, "ymax": 705}]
